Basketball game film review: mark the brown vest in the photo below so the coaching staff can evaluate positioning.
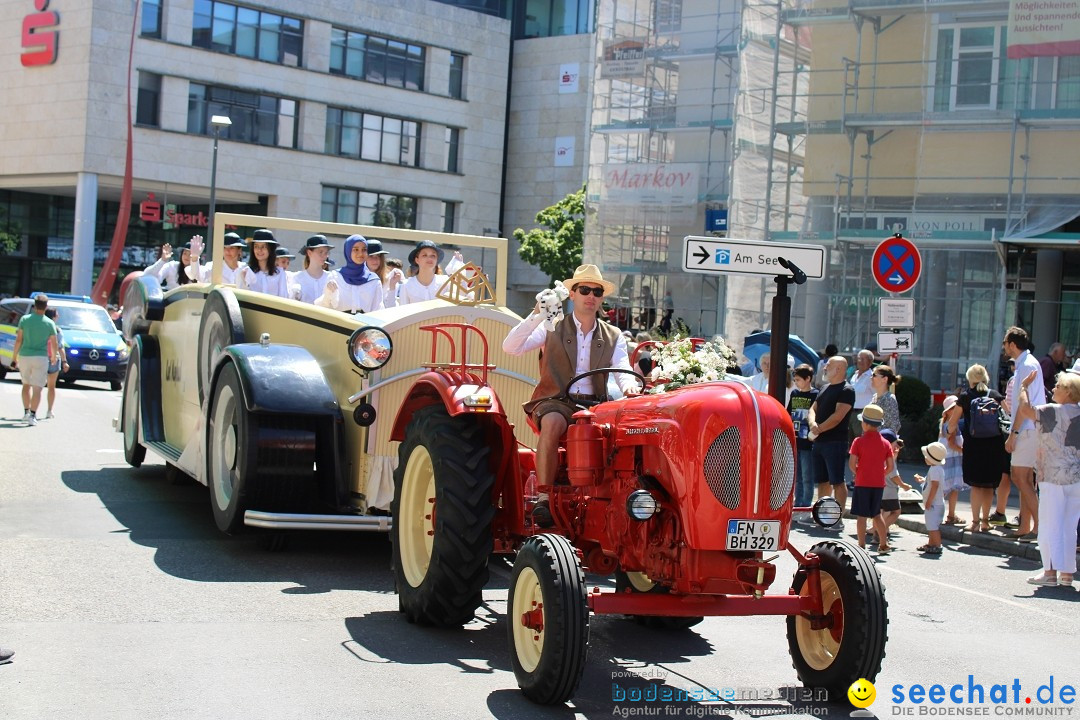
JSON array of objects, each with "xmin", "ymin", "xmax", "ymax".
[{"xmin": 522, "ymin": 314, "xmax": 620, "ymax": 415}]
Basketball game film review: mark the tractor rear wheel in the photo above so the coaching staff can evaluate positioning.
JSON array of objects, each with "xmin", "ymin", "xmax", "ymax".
[
  {"xmin": 614, "ymin": 571, "xmax": 704, "ymax": 631},
  {"xmin": 786, "ymin": 540, "xmax": 888, "ymax": 698},
  {"xmin": 391, "ymin": 405, "xmax": 494, "ymax": 627},
  {"xmin": 508, "ymin": 534, "xmax": 589, "ymax": 705}
]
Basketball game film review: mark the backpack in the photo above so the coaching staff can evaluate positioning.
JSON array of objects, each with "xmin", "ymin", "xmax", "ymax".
[{"xmin": 969, "ymin": 395, "xmax": 1003, "ymax": 438}]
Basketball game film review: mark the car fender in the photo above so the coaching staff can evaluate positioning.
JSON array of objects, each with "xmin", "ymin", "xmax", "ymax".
[
  {"xmin": 134, "ymin": 334, "xmax": 165, "ymax": 443},
  {"xmin": 390, "ymin": 371, "xmax": 508, "ymax": 443},
  {"xmin": 212, "ymin": 344, "xmax": 341, "ymax": 416},
  {"xmin": 121, "ymin": 273, "xmax": 164, "ymax": 340}
]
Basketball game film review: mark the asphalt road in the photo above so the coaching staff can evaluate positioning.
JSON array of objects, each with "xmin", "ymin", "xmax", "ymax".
[{"xmin": 1, "ymin": 377, "xmax": 1077, "ymax": 720}]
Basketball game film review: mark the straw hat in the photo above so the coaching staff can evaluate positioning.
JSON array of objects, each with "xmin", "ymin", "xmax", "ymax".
[
  {"xmin": 922, "ymin": 442, "xmax": 947, "ymax": 465},
  {"xmin": 857, "ymin": 403, "xmax": 885, "ymax": 427},
  {"xmin": 563, "ymin": 264, "xmax": 615, "ymax": 296}
]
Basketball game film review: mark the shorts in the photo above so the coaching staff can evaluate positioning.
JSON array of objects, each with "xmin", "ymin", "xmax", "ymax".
[
  {"xmin": 924, "ymin": 502, "xmax": 945, "ymax": 532},
  {"xmin": 1010, "ymin": 428, "xmax": 1036, "ymax": 468},
  {"xmin": 48, "ymin": 357, "xmax": 60, "ymax": 374},
  {"xmin": 852, "ymin": 486, "xmax": 884, "ymax": 518},
  {"xmin": 530, "ymin": 398, "xmax": 579, "ymax": 427},
  {"xmin": 880, "ymin": 498, "xmax": 901, "ymax": 512},
  {"xmin": 18, "ymin": 356, "xmax": 49, "ymax": 387},
  {"xmin": 812, "ymin": 440, "xmax": 848, "ymax": 486}
]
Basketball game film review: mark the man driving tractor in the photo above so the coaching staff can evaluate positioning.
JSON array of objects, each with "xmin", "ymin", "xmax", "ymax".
[{"xmin": 503, "ymin": 264, "xmax": 642, "ymax": 526}]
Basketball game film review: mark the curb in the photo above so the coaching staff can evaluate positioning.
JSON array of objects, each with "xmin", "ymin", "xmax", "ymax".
[{"xmin": 894, "ymin": 516, "xmax": 1080, "ymax": 564}]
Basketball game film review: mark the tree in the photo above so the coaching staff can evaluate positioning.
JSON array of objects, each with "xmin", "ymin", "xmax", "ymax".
[
  {"xmin": 513, "ymin": 185, "xmax": 585, "ymax": 286},
  {"xmin": 0, "ymin": 207, "xmax": 21, "ymax": 255}
]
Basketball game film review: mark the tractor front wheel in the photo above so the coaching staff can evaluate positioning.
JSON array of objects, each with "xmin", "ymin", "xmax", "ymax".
[
  {"xmin": 392, "ymin": 405, "xmax": 494, "ymax": 627},
  {"xmin": 786, "ymin": 540, "xmax": 888, "ymax": 698},
  {"xmin": 508, "ymin": 534, "xmax": 590, "ymax": 705}
]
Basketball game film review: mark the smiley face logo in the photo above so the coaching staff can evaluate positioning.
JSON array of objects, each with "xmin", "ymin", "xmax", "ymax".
[{"xmin": 848, "ymin": 678, "xmax": 876, "ymax": 708}]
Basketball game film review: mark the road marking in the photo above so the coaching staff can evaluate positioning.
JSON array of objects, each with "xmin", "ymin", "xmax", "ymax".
[{"xmin": 877, "ymin": 564, "xmax": 1077, "ymax": 624}]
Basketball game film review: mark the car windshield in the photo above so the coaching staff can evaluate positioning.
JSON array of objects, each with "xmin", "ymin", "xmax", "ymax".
[{"xmin": 54, "ymin": 306, "xmax": 118, "ymax": 334}]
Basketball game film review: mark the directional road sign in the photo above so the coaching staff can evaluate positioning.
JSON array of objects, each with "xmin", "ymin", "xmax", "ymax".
[
  {"xmin": 878, "ymin": 330, "xmax": 915, "ymax": 355},
  {"xmin": 683, "ymin": 236, "xmax": 826, "ymax": 279},
  {"xmin": 872, "ymin": 234, "xmax": 921, "ymax": 293},
  {"xmin": 879, "ymin": 298, "xmax": 915, "ymax": 328}
]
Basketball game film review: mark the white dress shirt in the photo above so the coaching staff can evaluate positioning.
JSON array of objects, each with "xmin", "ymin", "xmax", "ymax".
[
  {"xmin": 320, "ymin": 278, "xmax": 385, "ymax": 313},
  {"xmin": 144, "ymin": 258, "xmax": 186, "ymax": 290},
  {"xmin": 295, "ymin": 269, "xmax": 335, "ymax": 304},
  {"xmin": 851, "ymin": 367, "xmax": 874, "ymax": 409},
  {"xmin": 1007, "ymin": 349, "xmax": 1045, "ymax": 432},
  {"xmin": 503, "ymin": 311, "xmax": 638, "ymax": 395},
  {"xmin": 243, "ymin": 267, "xmax": 291, "ymax": 298},
  {"xmin": 186, "ymin": 261, "xmax": 243, "ymax": 285}
]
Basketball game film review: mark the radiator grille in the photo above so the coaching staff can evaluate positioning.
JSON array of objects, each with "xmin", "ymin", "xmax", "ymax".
[
  {"xmin": 703, "ymin": 427, "xmax": 741, "ymax": 509},
  {"xmin": 770, "ymin": 428, "xmax": 795, "ymax": 510}
]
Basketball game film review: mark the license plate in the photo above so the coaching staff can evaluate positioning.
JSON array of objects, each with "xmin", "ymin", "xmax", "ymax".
[
  {"xmin": 726, "ymin": 519, "xmax": 780, "ymax": 551},
  {"xmin": 82, "ymin": 364, "xmax": 107, "ymax": 372}
]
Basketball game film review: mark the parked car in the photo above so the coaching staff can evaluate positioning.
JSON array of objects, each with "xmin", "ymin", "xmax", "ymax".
[{"xmin": 0, "ymin": 294, "xmax": 128, "ymax": 390}]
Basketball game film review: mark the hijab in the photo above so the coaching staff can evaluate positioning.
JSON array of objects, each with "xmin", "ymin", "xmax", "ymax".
[{"xmin": 341, "ymin": 235, "xmax": 377, "ymax": 286}]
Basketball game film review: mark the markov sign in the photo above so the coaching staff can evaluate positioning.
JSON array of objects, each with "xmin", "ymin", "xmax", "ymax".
[{"xmin": 601, "ymin": 163, "xmax": 699, "ymax": 207}]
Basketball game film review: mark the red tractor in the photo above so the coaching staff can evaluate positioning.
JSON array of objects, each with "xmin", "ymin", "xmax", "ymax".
[{"xmin": 387, "ymin": 324, "xmax": 887, "ymax": 705}]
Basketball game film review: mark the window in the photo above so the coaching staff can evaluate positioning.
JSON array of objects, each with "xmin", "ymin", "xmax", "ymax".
[
  {"xmin": 141, "ymin": 0, "xmax": 162, "ymax": 38},
  {"xmin": 321, "ymin": 186, "xmax": 417, "ymax": 228},
  {"xmin": 934, "ymin": 25, "xmax": 1001, "ymax": 110},
  {"xmin": 445, "ymin": 127, "xmax": 460, "ymax": 173},
  {"xmin": 441, "ymin": 202, "xmax": 456, "ymax": 233},
  {"xmin": 192, "ymin": 0, "xmax": 302, "ymax": 67},
  {"xmin": 522, "ymin": 0, "xmax": 592, "ymax": 37},
  {"xmin": 449, "ymin": 52, "xmax": 465, "ymax": 99},
  {"xmin": 330, "ymin": 28, "xmax": 425, "ymax": 90},
  {"xmin": 1057, "ymin": 56, "xmax": 1080, "ymax": 109},
  {"xmin": 325, "ymin": 108, "xmax": 419, "ymax": 166},
  {"xmin": 136, "ymin": 72, "xmax": 162, "ymax": 127},
  {"xmin": 187, "ymin": 83, "xmax": 298, "ymax": 149}
]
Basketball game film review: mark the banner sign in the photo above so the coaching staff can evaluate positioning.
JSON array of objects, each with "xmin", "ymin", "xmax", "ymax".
[
  {"xmin": 601, "ymin": 39, "xmax": 646, "ymax": 78},
  {"xmin": 600, "ymin": 163, "xmax": 699, "ymax": 206},
  {"xmin": 1007, "ymin": 0, "xmax": 1080, "ymax": 58}
]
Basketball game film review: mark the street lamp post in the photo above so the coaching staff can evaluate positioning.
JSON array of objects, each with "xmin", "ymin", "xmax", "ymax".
[{"xmin": 207, "ymin": 114, "xmax": 232, "ymax": 245}]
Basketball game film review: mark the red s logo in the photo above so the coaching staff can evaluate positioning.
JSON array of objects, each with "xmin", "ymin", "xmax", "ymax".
[{"xmin": 22, "ymin": 0, "xmax": 60, "ymax": 67}]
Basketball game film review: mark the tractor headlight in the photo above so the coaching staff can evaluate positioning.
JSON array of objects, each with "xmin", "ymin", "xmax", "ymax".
[
  {"xmin": 812, "ymin": 496, "xmax": 843, "ymax": 528},
  {"xmin": 462, "ymin": 393, "xmax": 492, "ymax": 410},
  {"xmin": 626, "ymin": 490, "xmax": 659, "ymax": 521},
  {"xmin": 347, "ymin": 326, "xmax": 393, "ymax": 370}
]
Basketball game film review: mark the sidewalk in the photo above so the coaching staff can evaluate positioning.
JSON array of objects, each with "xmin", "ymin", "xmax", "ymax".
[{"xmin": 890, "ymin": 461, "xmax": 1080, "ymax": 564}]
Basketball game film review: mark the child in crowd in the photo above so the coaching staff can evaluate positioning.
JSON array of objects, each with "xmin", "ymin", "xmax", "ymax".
[
  {"xmin": 939, "ymin": 395, "xmax": 966, "ymax": 525},
  {"xmin": 914, "ymin": 442, "xmax": 948, "ymax": 555},
  {"xmin": 873, "ymin": 429, "xmax": 913, "ymax": 552},
  {"xmin": 788, "ymin": 364, "xmax": 819, "ymax": 524},
  {"xmin": 847, "ymin": 403, "xmax": 894, "ymax": 552}
]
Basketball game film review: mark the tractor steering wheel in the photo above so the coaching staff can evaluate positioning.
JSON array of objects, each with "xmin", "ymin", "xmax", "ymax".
[{"xmin": 562, "ymin": 367, "xmax": 647, "ymax": 408}]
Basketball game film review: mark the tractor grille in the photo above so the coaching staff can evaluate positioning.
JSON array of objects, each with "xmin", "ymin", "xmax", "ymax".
[
  {"xmin": 769, "ymin": 428, "xmax": 795, "ymax": 510},
  {"xmin": 703, "ymin": 427, "xmax": 741, "ymax": 509}
]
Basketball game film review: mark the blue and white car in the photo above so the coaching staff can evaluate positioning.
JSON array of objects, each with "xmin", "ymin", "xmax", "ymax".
[{"xmin": 0, "ymin": 294, "xmax": 128, "ymax": 390}]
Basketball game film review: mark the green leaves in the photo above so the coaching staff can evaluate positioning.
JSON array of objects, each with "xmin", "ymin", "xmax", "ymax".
[{"xmin": 513, "ymin": 185, "xmax": 585, "ymax": 286}]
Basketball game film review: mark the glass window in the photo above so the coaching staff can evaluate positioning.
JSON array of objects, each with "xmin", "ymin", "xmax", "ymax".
[
  {"xmin": 187, "ymin": 82, "xmax": 297, "ymax": 149},
  {"xmin": 442, "ymin": 202, "xmax": 455, "ymax": 233},
  {"xmin": 446, "ymin": 127, "xmax": 460, "ymax": 173},
  {"xmin": 141, "ymin": 0, "xmax": 162, "ymax": 38},
  {"xmin": 136, "ymin": 72, "xmax": 162, "ymax": 127},
  {"xmin": 934, "ymin": 25, "xmax": 1002, "ymax": 110},
  {"xmin": 326, "ymin": 108, "xmax": 420, "ymax": 166},
  {"xmin": 324, "ymin": 188, "xmax": 418, "ymax": 228},
  {"xmin": 1058, "ymin": 56, "xmax": 1080, "ymax": 109},
  {"xmin": 449, "ymin": 52, "xmax": 464, "ymax": 99},
  {"xmin": 329, "ymin": 27, "xmax": 425, "ymax": 90},
  {"xmin": 191, "ymin": 1, "xmax": 302, "ymax": 66}
]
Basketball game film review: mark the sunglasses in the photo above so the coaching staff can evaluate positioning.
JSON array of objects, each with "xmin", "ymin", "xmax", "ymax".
[{"xmin": 575, "ymin": 285, "xmax": 604, "ymax": 297}]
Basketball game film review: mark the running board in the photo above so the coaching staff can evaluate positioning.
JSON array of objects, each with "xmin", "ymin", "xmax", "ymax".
[
  {"xmin": 243, "ymin": 510, "xmax": 392, "ymax": 532},
  {"xmin": 145, "ymin": 440, "xmax": 182, "ymax": 463}
]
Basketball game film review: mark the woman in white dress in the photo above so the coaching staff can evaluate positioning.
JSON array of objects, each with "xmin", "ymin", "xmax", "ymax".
[
  {"xmin": 275, "ymin": 246, "xmax": 301, "ymax": 299},
  {"xmin": 398, "ymin": 240, "xmax": 464, "ymax": 304},
  {"xmin": 315, "ymin": 235, "xmax": 384, "ymax": 313},
  {"xmin": 241, "ymin": 229, "xmax": 290, "ymax": 298},
  {"xmin": 363, "ymin": 238, "xmax": 404, "ymax": 309},
  {"xmin": 144, "ymin": 240, "xmax": 199, "ymax": 290},
  {"xmin": 294, "ymin": 235, "xmax": 337, "ymax": 304},
  {"xmin": 186, "ymin": 232, "xmax": 247, "ymax": 284}
]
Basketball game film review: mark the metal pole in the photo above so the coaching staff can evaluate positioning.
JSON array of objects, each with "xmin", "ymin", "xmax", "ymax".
[{"xmin": 208, "ymin": 127, "xmax": 220, "ymax": 240}]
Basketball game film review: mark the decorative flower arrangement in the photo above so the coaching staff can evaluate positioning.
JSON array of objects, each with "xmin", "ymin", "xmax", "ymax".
[{"xmin": 649, "ymin": 335, "xmax": 738, "ymax": 393}]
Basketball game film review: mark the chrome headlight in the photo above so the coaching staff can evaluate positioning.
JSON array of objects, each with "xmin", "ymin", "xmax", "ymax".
[
  {"xmin": 626, "ymin": 490, "xmax": 659, "ymax": 521},
  {"xmin": 347, "ymin": 326, "xmax": 393, "ymax": 370}
]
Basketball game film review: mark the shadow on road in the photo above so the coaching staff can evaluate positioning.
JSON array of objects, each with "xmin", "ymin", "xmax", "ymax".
[{"xmin": 61, "ymin": 465, "xmax": 392, "ymax": 594}]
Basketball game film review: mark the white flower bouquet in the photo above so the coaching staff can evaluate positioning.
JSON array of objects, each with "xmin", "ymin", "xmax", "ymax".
[{"xmin": 648, "ymin": 335, "xmax": 737, "ymax": 393}]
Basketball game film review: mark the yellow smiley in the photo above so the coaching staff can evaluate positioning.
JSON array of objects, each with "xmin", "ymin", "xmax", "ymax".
[{"xmin": 848, "ymin": 678, "xmax": 876, "ymax": 708}]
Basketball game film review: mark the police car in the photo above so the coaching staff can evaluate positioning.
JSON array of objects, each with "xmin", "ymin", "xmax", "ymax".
[{"xmin": 0, "ymin": 294, "xmax": 128, "ymax": 390}]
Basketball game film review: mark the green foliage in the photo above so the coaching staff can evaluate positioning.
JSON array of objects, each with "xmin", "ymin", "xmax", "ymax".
[
  {"xmin": 898, "ymin": 404, "xmax": 943, "ymax": 464},
  {"xmin": 513, "ymin": 185, "xmax": 585, "ymax": 286},
  {"xmin": 895, "ymin": 373, "xmax": 931, "ymax": 418},
  {"xmin": 0, "ymin": 207, "xmax": 21, "ymax": 255}
]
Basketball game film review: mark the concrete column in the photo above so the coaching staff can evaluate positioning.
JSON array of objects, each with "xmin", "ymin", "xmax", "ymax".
[
  {"xmin": 70, "ymin": 172, "xmax": 99, "ymax": 296},
  {"xmin": 1032, "ymin": 249, "xmax": 1063, "ymax": 353}
]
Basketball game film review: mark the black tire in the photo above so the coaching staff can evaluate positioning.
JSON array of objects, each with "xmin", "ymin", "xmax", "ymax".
[
  {"xmin": 121, "ymin": 347, "xmax": 146, "ymax": 468},
  {"xmin": 508, "ymin": 534, "xmax": 590, "ymax": 705},
  {"xmin": 786, "ymin": 540, "xmax": 888, "ymax": 698},
  {"xmin": 197, "ymin": 288, "xmax": 244, "ymax": 404},
  {"xmin": 110, "ymin": 379, "xmax": 122, "ymax": 391},
  {"xmin": 391, "ymin": 405, "xmax": 494, "ymax": 627},
  {"xmin": 205, "ymin": 362, "xmax": 316, "ymax": 534},
  {"xmin": 614, "ymin": 571, "xmax": 704, "ymax": 631}
]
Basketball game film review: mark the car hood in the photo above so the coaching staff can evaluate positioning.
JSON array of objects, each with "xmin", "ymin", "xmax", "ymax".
[{"xmin": 62, "ymin": 329, "xmax": 125, "ymax": 351}]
